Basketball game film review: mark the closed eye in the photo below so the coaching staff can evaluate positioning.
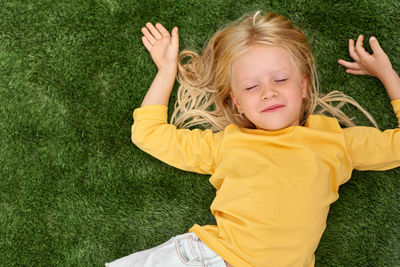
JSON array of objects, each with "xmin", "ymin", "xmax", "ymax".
[
  {"xmin": 275, "ymin": 79, "xmax": 287, "ymax": 83},
  {"xmin": 245, "ymin": 85, "xmax": 258, "ymax": 90}
]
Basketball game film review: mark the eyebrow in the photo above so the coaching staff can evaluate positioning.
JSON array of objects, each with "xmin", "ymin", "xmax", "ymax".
[{"xmin": 238, "ymin": 70, "xmax": 291, "ymax": 83}]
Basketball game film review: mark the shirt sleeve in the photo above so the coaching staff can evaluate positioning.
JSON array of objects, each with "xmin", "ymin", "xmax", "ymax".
[
  {"xmin": 131, "ymin": 104, "xmax": 223, "ymax": 174},
  {"xmin": 343, "ymin": 99, "xmax": 400, "ymax": 171}
]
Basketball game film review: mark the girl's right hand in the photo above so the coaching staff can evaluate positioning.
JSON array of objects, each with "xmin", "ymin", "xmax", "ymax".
[{"xmin": 141, "ymin": 22, "xmax": 179, "ymax": 72}]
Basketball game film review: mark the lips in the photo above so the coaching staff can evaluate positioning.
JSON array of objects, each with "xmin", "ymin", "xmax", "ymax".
[{"xmin": 262, "ymin": 104, "xmax": 285, "ymax": 112}]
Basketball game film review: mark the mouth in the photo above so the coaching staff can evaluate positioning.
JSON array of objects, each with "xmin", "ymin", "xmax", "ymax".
[{"xmin": 261, "ymin": 104, "xmax": 285, "ymax": 113}]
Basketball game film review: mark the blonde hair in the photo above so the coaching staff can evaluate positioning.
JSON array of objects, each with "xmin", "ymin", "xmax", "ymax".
[{"xmin": 171, "ymin": 11, "xmax": 378, "ymax": 131}]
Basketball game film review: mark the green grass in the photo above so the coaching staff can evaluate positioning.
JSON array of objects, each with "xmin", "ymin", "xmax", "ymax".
[{"xmin": 0, "ymin": 0, "xmax": 399, "ymax": 266}]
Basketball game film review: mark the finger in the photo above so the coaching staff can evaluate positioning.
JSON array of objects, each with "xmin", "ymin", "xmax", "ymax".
[
  {"xmin": 142, "ymin": 36, "xmax": 152, "ymax": 52},
  {"xmin": 369, "ymin": 36, "xmax": 384, "ymax": 55},
  {"xmin": 348, "ymin": 39, "xmax": 360, "ymax": 61},
  {"xmin": 355, "ymin": 34, "xmax": 371, "ymax": 58},
  {"xmin": 145, "ymin": 22, "xmax": 162, "ymax": 40},
  {"xmin": 171, "ymin": 27, "xmax": 179, "ymax": 50},
  {"xmin": 337, "ymin": 59, "xmax": 361, "ymax": 70},
  {"xmin": 155, "ymin": 23, "xmax": 170, "ymax": 37},
  {"xmin": 345, "ymin": 69, "xmax": 367, "ymax": 75},
  {"xmin": 141, "ymin": 27, "xmax": 156, "ymax": 45}
]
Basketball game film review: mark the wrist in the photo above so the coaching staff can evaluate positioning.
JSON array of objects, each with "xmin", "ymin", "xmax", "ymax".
[
  {"xmin": 379, "ymin": 68, "xmax": 399, "ymax": 85},
  {"xmin": 380, "ymin": 69, "xmax": 400, "ymax": 101},
  {"xmin": 157, "ymin": 64, "xmax": 177, "ymax": 76}
]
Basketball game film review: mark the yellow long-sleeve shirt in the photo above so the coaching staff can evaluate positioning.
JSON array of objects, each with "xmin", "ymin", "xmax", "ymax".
[{"xmin": 131, "ymin": 99, "xmax": 400, "ymax": 267}]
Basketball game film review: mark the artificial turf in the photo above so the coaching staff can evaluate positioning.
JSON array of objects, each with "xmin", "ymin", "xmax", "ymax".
[{"xmin": 0, "ymin": 0, "xmax": 399, "ymax": 266}]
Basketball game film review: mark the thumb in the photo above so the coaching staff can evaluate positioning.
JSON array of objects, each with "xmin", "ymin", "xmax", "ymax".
[
  {"xmin": 369, "ymin": 36, "xmax": 384, "ymax": 55},
  {"xmin": 171, "ymin": 27, "xmax": 179, "ymax": 50}
]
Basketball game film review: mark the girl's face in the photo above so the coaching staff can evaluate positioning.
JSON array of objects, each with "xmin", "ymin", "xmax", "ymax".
[{"xmin": 230, "ymin": 44, "xmax": 308, "ymax": 131}]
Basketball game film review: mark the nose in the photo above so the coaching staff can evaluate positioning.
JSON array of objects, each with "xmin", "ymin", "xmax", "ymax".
[{"xmin": 260, "ymin": 83, "xmax": 278, "ymax": 100}]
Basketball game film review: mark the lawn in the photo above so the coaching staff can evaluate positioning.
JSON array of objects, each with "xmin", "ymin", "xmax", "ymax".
[{"xmin": 0, "ymin": 0, "xmax": 399, "ymax": 266}]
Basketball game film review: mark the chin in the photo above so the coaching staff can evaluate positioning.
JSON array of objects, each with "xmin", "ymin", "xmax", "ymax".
[
  {"xmin": 255, "ymin": 119, "xmax": 298, "ymax": 131},
  {"xmin": 247, "ymin": 111, "xmax": 301, "ymax": 131}
]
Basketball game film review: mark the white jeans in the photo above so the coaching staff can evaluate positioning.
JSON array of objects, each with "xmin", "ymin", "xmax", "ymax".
[{"xmin": 106, "ymin": 233, "xmax": 227, "ymax": 267}]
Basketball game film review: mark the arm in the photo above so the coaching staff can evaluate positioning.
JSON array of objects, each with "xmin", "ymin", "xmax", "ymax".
[
  {"xmin": 140, "ymin": 22, "xmax": 179, "ymax": 106},
  {"xmin": 132, "ymin": 105, "xmax": 223, "ymax": 174},
  {"xmin": 338, "ymin": 35, "xmax": 400, "ymax": 101},
  {"xmin": 343, "ymin": 117, "xmax": 400, "ymax": 172},
  {"xmin": 134, "ymin": 23, "xmax": 222, "ymax": 174},
  {"xmin": 338, "ymin": 35, "xmax": 400, "ymax": 174}
]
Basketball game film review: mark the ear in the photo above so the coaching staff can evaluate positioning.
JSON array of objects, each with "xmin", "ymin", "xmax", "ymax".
[
  {"xmin": 301, "ymin": 76, "xmax": 308, "ymax": 99},
  {"xmin": 230, "ymin": 91, "xmax": 241, "ymax": 112}
]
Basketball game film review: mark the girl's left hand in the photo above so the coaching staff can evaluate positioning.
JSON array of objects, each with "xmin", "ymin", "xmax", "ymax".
[{"xmin": 338, "ymin": 35, "xmax": 393, "ymax": 82}]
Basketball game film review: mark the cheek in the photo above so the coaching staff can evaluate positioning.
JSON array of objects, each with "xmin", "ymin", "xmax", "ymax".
[
  {"xmin": 294, "ymin": 93, "xmax": 305, "ymax": 107},
  {"xmin": 285, "ymin": 86, "xmax": 304, "ymax": 106},
  {"xmin": 239, "ymin": 94, "xmax": 256, "ymax": 109}
]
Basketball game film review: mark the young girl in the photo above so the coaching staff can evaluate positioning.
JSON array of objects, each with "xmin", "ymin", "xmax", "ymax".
[{"xmin": 107, "ymin": 11, "xmax": 400, "ymax": 267}]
